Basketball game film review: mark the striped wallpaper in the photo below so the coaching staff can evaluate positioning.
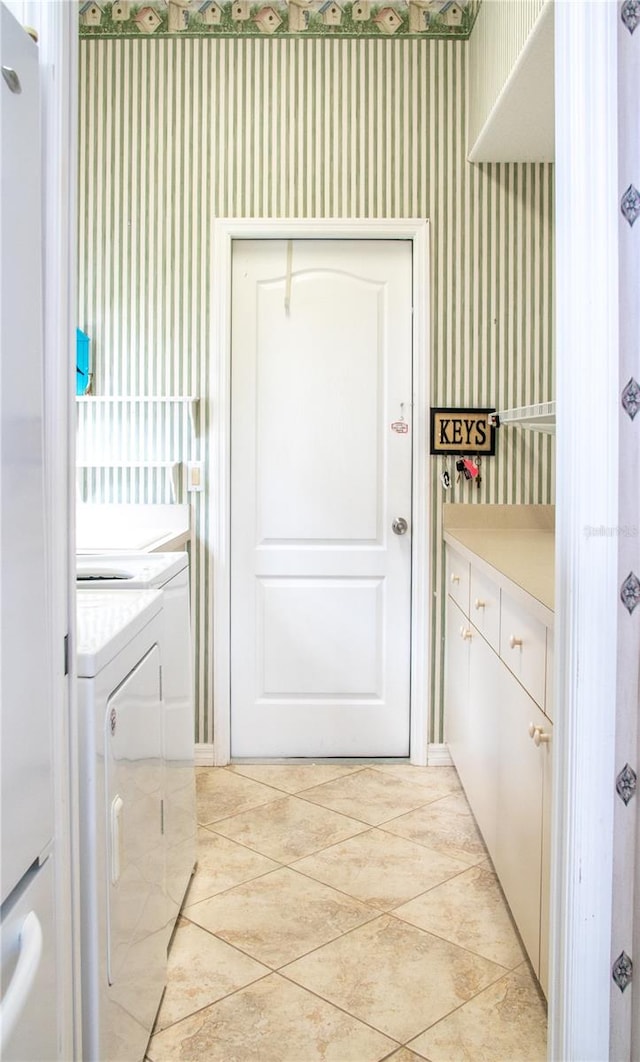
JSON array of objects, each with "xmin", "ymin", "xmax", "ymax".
[
  {"xmin": 77, "ymin": 36, "xmax": 554, "ymax": 746},
  {"xmin": 467, "ymin": 0, "xmax": 548, "ymax": 152}
]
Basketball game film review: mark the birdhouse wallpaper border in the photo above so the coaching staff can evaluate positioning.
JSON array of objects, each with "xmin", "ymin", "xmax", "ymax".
[{"xmin": 79, "ymin": 0, "xmax": 480, "ymax": 39}]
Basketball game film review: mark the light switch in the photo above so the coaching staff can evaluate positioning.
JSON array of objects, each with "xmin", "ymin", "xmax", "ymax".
[{"xmin": 187, "ymin": 461, "xmax": 203, "ymax": 492}]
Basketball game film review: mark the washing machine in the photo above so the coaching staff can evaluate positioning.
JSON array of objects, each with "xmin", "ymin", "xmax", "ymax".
[
  {"xmin": 76, "ymin": 588, "xmax": 166, "ymax": 1062},
  {"xmin": 76, "ymin": 553, "xmax": 196, "ymax": 946}
]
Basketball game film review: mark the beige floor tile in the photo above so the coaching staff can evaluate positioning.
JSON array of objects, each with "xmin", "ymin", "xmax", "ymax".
[
  {"xmin": 408, "ymin": 964, "xmax": 547, "ymax": 1061},
  {"xmin": 227, "ymin": 762, "xmax": 365, "ymax": 793},
  {"xmin": 187, "ymin": 866, "xmax": 376, "ymax": 968},
  {"xmin": 300, "ymin": 767, "xmax": 439, "ymax": 826},
  {"xmin": 196, "ymin": 768, "xmax": 281, "ymax": 826},
  {"xmin": 383, "ymin": 1050, "xmax": 430, "ymax": 1062},
  {"xmin": 292, "ymin": 828, "xmax": 469, "ymax": 911},
  {"xmin": 154, "ymin": 918, "xmax": 269, "ymax": 1032},
  {"xmin": 382, "ymin": 792, "xmax": 488, "ymax": 865},
  {"xmin": 370, "ymin": 763, "xmax": 463, "ymax": 800},
  {"xmin": 183, "ymin": 829, "xmax": 279, "ymax": 907},
  {"xmin": 147, "ymin": 973, "xmax": 397, "ymax": 1062},
  {"xmin": 282, "ymin": 913, "xmax": 506, "ymax": 1043},
  {"xmin": 394, "ymin": 864, "xmax": 525, "ymax": 968},
  {"xmin": 209, "ymin": 794, "xmax": 368, "ymax": 862}
]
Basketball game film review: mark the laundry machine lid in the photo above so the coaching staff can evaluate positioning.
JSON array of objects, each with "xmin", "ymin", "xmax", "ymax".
[
  {"xmin": 76, "ymin": 589, "xmax": 163, "ymax": 677},
  {"xmin": 76, "ymin": 551, "xmax": 188, "ymax": 587}
]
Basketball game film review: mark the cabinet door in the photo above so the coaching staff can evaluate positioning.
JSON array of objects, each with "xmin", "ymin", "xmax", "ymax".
[
  {"xmin": 494, "ymin": 666, "xmax": 550, "ymax": 980},
  {"xmin": 466, "ymin": 628, "xmax": 501, "ymax": 857},
  {"xmin": 444, "ymin": 596, "xmax": 470, "ymax": 777},
  {"xmin": 500, "ymin": 592, "xmax": 547, "ymax": 708},
  {"xmin": 469, "ymin": 566, "xmax": 501, "ymax": 652},
  {"xmin": 539, "ymin": 730, "xmax": 552, "ymax": 997},
  {"xmin": 446, "ymin": 549, "xmax": 470, "ymax": 615}
]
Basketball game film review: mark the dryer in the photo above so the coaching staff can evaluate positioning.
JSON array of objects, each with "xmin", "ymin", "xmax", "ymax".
[
  {"xmin": 76, "ymin": 553, "xmax": 196, "ymax": 945},
  {"xmin": 76, "ymin": 589, "xmax": 166, "ymax": 1062}
]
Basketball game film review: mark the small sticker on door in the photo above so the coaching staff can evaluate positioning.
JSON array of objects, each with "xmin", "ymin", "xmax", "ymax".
[{"xmin": 391, "ymin": 421, "xmax": 409, "ymax": 434}]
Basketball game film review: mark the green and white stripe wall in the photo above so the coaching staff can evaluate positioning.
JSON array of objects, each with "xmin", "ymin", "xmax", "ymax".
[{"xmin": 78, "ymin": 36, "xmax": 554, "ymax": 746}]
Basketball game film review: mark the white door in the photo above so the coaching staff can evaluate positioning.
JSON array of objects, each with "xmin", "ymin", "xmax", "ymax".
[{"xmin": 230, "ymin": 239, "xmax": 413, "ymax": 758}]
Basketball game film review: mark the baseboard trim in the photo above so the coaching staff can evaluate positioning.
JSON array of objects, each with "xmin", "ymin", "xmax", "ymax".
[
  {"xmin": 195, "ymin": 743, "xmax": 215, "ymax": 766},
  {"xmin": 427, "ymin": 743, "xmax": 453, "ymax": 767},
  {"xmin": 197, "ymin": 743, "xmax": 452, "ymax": 767}
]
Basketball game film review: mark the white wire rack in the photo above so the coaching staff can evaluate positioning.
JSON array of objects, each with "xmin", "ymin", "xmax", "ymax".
[{"xmin": 491, "ymin": 401, "xmax": 556, "ymax": 434}]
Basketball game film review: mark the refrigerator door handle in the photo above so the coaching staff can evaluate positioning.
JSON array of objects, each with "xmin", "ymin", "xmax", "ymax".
[{"xmin": 0, "ymin": 910, "xmax": 43, "ymax": 1051}]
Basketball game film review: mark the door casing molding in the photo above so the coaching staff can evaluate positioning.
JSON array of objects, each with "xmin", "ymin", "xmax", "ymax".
[{"xmin": 211, "ymin": 218, "xmax": 431, "ymax": 765}]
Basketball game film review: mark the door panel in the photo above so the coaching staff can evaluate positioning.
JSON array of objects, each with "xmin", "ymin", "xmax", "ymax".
[
  {"xmin": 258, "ymin": 577, "xmax": 383, "ymax": 698},
  {"xmin": 255, "ymin": 269, "xmax": 382, "ymax": 544},
  {"xmin": 231, "ymin": 240, "xmax": 412, "ymax": 757}
]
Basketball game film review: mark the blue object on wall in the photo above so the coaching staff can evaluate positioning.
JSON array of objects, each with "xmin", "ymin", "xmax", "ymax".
[{"xmin": 76, "ymin": 328, "xmax": 91, "ymax": 395}]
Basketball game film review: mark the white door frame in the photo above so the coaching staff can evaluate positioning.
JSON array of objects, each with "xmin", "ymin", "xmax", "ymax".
[
  {"xmin": 549, "ymin": 3, "xmax": 620, "ymax": 1058},
  {"xmin": 212, "ymin": 218, "xmax": 430, "ymax": 766}
]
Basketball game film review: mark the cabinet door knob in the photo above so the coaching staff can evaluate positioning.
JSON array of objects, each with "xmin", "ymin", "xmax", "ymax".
[
  {"xmin": 460, "ymin": 626, "xmax": 472, "ymax": 641},
  {"xmin": 509, "ymin": 634, "xmax": 523, "ymax": 649},
  {"xmin": 528, "ymin": 722, "xmax": 550, "ymax": 746},
  {"xmin": 474, "ymin": 598, "xmax": 486, "ymax": 610},
  {"xmin": 450, "ymin": 573, "xmax": 460, "ymax": 584}
]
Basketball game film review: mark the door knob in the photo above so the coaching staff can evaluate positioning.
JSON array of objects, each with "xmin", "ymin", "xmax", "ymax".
[{"xmin": 392, "ymin": 517, "xmax": 408, "ymax": 535}]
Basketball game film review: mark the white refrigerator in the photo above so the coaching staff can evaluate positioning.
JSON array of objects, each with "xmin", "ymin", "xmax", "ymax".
[{"xmin": 0, "ymin": 5, "xmax": 59, "ymax": 1057}]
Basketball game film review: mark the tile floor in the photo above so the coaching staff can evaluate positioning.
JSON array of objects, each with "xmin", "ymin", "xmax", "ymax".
[{"xmin": 147, "ymin": 763, "xmax": 547, "ymax": 1062}]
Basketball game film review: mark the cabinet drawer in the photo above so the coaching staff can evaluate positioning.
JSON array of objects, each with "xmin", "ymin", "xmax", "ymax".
[
  {"xmin": 500, "ymin": 592, "xmax": 547, "ymax": 708},
  {"xmin": 469, "ymin": 567, "xmax": 500, "ymax": 652},
  {"xmin": 446, "ymin": 548, "xmax": 470, "ymax": 616}
]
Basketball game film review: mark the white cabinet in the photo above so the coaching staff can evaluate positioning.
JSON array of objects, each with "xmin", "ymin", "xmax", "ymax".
[
  {"xmin": 446, "ymin": 549, "xmax": 470, "ymax": 615},
  {"xmin": 470, "ymin": 566, "xmax": 501, "ymax": 652},
  {"xmin": 494, "ymin": 668, "xmax": 551, "ymax": 996},
  {"xmin": 444, "ymin": 597, "xmax": 470, "ymax": 779},
  {"xmin": 444, "ymin": 544, "xmax": 553, "ymax": 995},
  {"xmin": 466, "ymin": 626, "xmax": 502, "ymax": 859},
  {"xmin": 500, "ymin": 591, "xmax": 547, "ymax": 709}
]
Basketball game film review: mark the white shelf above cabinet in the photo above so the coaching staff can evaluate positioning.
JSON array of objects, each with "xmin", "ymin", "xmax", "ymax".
[
  {"xmin": 76, "ymin": 395, "xmax": 200, "ymax": 436},
  {"xmin": 493, "ymin": 401, "xmax": 556, "ymax": 434},
  {"xmin": 75, "ymin": 461, "xmax": 183, "ymax": 502},
  {"xmin": 468, "ymin": 0, "xmax": 554, "ymax": 163}
]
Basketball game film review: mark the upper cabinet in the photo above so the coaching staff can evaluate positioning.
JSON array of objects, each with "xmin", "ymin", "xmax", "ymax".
[{"xmin": 467, "ymin": 0, "xmax": 554, "ymax": 162}]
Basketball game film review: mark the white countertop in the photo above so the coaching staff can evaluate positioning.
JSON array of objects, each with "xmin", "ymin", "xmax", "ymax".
[{"xmin": 443, "ymin": 505, "xmax": 555, "ymax": 625}]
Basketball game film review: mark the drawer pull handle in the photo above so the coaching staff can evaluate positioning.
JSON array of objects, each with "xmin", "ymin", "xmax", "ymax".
[
  {"xmin": 460, "ymin": 626, "xmax": 473, "ymax": 641},
  {"xmin": 529, "ymin": 723, "xmax": 550, "ymax": 746},
  {"xmin": 509, "ymin": 634, "xmax": 523, "ymax": 649},
  {"xmin": 450, "ymin": 573, "xmax": 460, "ymax": 584},
  {"xmin": 474, "ymin": 598, "xmax": 486, "ymax": 610}
]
